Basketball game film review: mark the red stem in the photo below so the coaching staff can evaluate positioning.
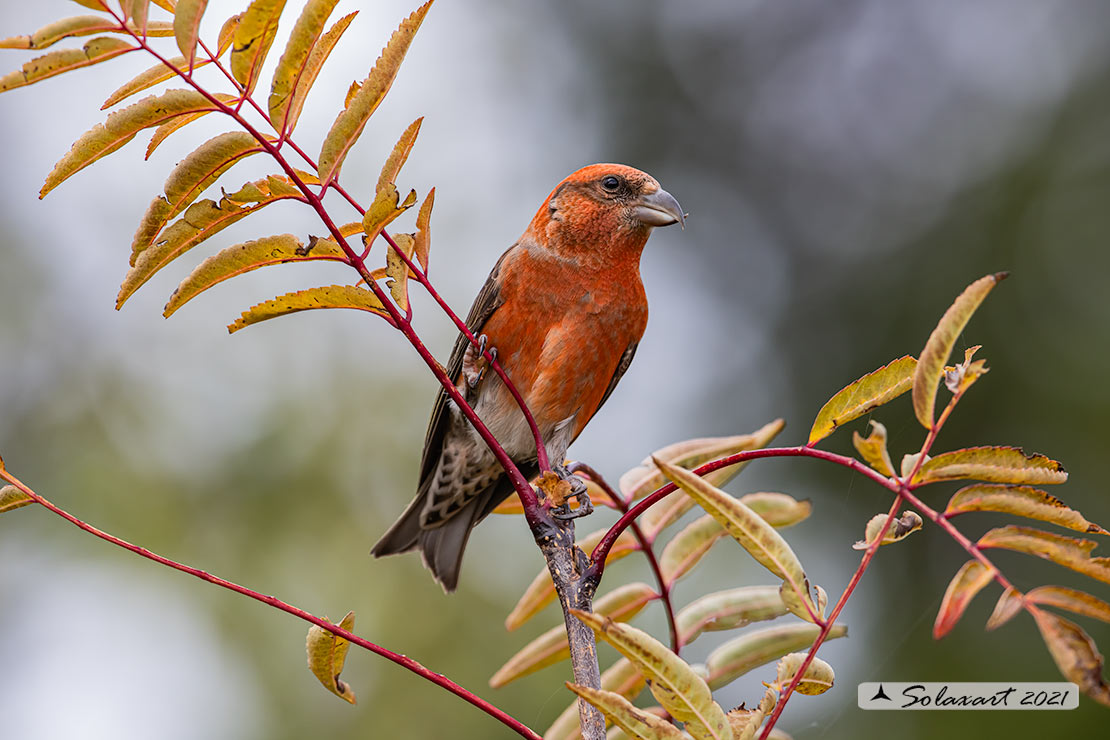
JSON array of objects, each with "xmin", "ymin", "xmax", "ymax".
[{"xmin": 1, "ymin": 470, "xmax": 540, "ymax": 740}]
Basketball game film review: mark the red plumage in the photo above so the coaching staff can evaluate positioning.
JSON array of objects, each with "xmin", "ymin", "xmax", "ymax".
[{"xmin": 372, "ymin": 164, "xmax": 683, "ymax": 590}]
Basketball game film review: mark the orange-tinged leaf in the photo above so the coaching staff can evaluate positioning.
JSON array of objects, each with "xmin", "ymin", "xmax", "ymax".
[
  {"xmin": 230, "ymin": 0, "xmax": 287, "ymax": 94},
  {"xmin": 985, "ymin": 587, "xmax": 1024, "ymax": 631},
  {"xmin": 151, "ymin": 0, "xmax": 175, "ymax": 12},
  {"xmin": 41, "ymin": 89, "xmax": 222, "ymax": 196},
  {"xmin": 122, "ymin": 0, "xmax": 149, "ymax": 28},
  {"xmin": 164, "ymin": 234, "xmax": 346, "ymax": 316},
  {"xmin": 739, "ymin": 492, "xmax": 811, "ymax": 528},
  {"xmin": 571, "ymin": 610, "xmax": 732, "ymax": 740},
  {"xmin": 978, "ymin": 525, "xmax": 1110, "ymax": 585},
  {"xmin": 414, "ymin": 187, "xmax": 434, "ymax": 271},
  {"xmin": 676, "ymin": 586, "xmax": 789, "ymax": 645},
  {"xmin": 70, "ymin": 0, "xmax": 115, "ymax": 10},
  {"xmin": 378, "ymin": 117, "xmax": 422, "ymax": 192},
  {"xmin": 268, "ymin": 0, "xmax": 339, "ymax": 131},
  {"xmin": 145, "ymin": 92, "xmax": 237, "ymax": 158},
  {"xmin": 504, "ymin": 528, "xmax": 637, "ymax": 631},
  {"xmin": 852, "ymin": 420, "xmax": 895, "ymax": 477},
  {"xmin": 0, "ymin": 37, "xmax": 134, "ymax": 95},
  {"xmin": 384, "ymin": 233, "xmax": 416, "ymax": 312},
  {"xmin": 851, "ymin": 511, "xmax": 923, "ymax": 550},
  {"xmin": 0, "ymin": 485, "xmax": 34, "ymax": 514},
  {"xmin": 704, "ymin": 623, "xmax": 847, "ymax": 690},
  {"xmin": 0, "ymin": 16, "xmax": 171, "ymax": 50},
  {"xmin": 774, "ymin": 653, "xmax": 835, "ymax": 696},
  {"xmin": 944, "ymin": 484, "xmax": 1106, "ymax": 535},
  {"xmin": 278, "ymin": 10, "xmax": 356, "ymax": 135},
  {"xmin": 912, "ymin": 273, "xmax": 1006, "ymax": 429},
  {"xmin": 656, "ymin": 458, "xmax": 819, "ymax": 623},
  {"xmin": 566, "ymin": 684, "xmax": 685, "ymax": 740},
  {"xmin": 1031, "ymin": 609, "xmax": 1110, "ymax": 706},
  {"xmin": 490, "ymin": 583, "xmax": 655, "ymax": 688},
  {"xmin": 1027, "ymin": 586, "xmax": 1110, "ymax": 625},
  {"xmin": 934, "ymin": 560, "xmax": 995, "ymax": 639},
  {"xmin": 229, "ymin": 284, "xmax": 390, "ymax": 333},
  {"xmin": 102, "ymin": 53, "xmax": 220, "ymax": 108},
  {"xmin": 316, "ymin": 1, "xmax": 432, "ymax": 183},
  {"xmin": 173, "ymin": 0, "xmax": 208, "ymax": 65},
  {"xmin": 306, "ymin": 610, "xmax": 357, "ymax": 704},
  {"xmin": 914, "ymin": 446, "xmax": 1067, "ymax": 486},
  {"xmin": 808, "ymin": 355, "xmax": 916, "ymax": 444},
  {"xmin": 361, "ymin": 183, "xmax": 416, "ymax": 250},
  {"xmin": 660, "ymin": 515, "xmax": 727, "ymax": 586}
]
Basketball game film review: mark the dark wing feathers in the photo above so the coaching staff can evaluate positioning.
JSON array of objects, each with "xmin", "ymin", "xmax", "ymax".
[{"xmin": 594, "ymin": 342, "xmax": 638, "ymax": 417}]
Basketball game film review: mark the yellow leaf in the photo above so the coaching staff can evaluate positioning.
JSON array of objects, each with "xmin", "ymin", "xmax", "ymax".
[
  {"xmin": 384, "ymin": 233, "xmax": 416, "ymax": 312},
  {"xmin": 229, "ymin": 284, "xmax": 389, "ymax": 333},
  {"xmin": 103, "ymin": 53, "xmax": 217, "ymax": 109},
  {"xmin": 944, "ymin": 484, "xmax": 1106, "ymax": 535},
  {"xmin": 912, "ymin": 273, "xmax": 1006, "ymax": 429},
  {"xmin": 0, "ymin": 16, "xmax": 170, "ymax": 50},
  {"xmin": 808, "ymin": 355, "xmax": 917, "ymax": 444},
  {"xmin": 851, "ymin": 510, "xmax": 923, "ymax": 550},
  {"xmin": 704, "ymin": 623, "xmax": 847, "ymax": 690},
  {"xmin": 1, "ymin": 37, "xmax": 133, "ymax": 95},
  {"xmin": 41, "ymin": 89, "xmax": 222, "ymax": 196},
  {"xmin": 305, "ymin": 611, "xmax": 357, "ymax": 704},
  {"xmin": 151, "ymin": 0, "xmax": 176, "ymax": 12},
  {"xmin": 566, "ymin": 684, "xmax": 685, "ymax": 740},
  {"xmin": 676, "ymin": 586, "xmax": 788, "ymax": 645},
  {"xmin": 122, "ymin": 0, "xmax": 149, "ymax": 28},
  {"xmin": 362, "ymin": 183, "xmax": 416, "ymax": 250},
  {"xmin": 774, "ymin": 653, "xmax": 835, "ymax": 696},
  {"xmin": 726, "ymin": 686, "xmax": 778, "ymax": 740},
  {"xmin": 0, "ymin": 485, "xmax": 34, "ymax": 514},
  {"xmin": 316, "ymin": 1, "xmax": 433, "ymax": 184},
  {"xmin": 504, "ymin": 528, "xmax": 638, "ymax": 631},
  {"xmin": 268, "ymin": 0, "xmax": 339, "ymax": 131},
  {"xmin": 914, "ymin": 446, "xmax": 1067, "ymax": 486},
  {"xmin": 1031, "ymin": 610, "xmax": 1110, "ymax": 706},
  {"xmin": 655, "ymin": 458, "xmax": 818, "ymax": 623},
  {"xmin": 1027, "ymin": 586, "xmax": 1110, "ymax": 625},
  {"xmin": 378, "ymin": 117, "xmax": 422, "ymax": 192},
  {"xmin": 277, "ymin": 10, "xmax": 356, "ymax": 135},
  {"xmin": 164, "ymin": 234, "xmax": 347, "ymax": 316},
  {"xmin": 933, "ymin": 560, "xmax": 995, "ymax": 639},
  {"xmin": 851, "ymin": 420, "xmax": 895, "ymax": 477},
  {"xmin": 572, "ymin": 610, "xmax": 732, "ymax": 740},
  {"xmin": 173, "ymin": 0, "xmax": 207, "ymax": 65},
  {"xmin": 230, "ymin": 0, "xmax": 287, "ymax": 94},
  {"xmin": 739, "ymin": 492, "xmax": 811, "ymax": 529},
  {"xmin": 978, "ymin": 525, "xmax": 1110, "ymax": 586},
  {"xmin": 985, "ymin": 587, "xmax": 1024, "ymax": 631},
  {"xmin": 413, "ymin": 187, "xmax": 434, "ymax": 271},
  {"xmin": 70, "ymin": 0, "xmax": 115, "ymax": 9},
  {"xmin": 545, "ymin": 659, "xmax": 646, "ymax": 740},
  {"xmin": 145, "ymin": 92, "xmax": 237, "ymax": 158},
  {"xmin": 490, "ymin": 583, "xmax": 655, "ymax": 688}
]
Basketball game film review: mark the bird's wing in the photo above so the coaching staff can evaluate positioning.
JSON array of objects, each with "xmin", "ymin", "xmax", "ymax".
[
  {"xmin": 593, "ymin": 341, "xmax": 639, "ymax": 417},
  {"xmin": 417, "ymin": 247, "xmax": 512, "ymax": 487}
]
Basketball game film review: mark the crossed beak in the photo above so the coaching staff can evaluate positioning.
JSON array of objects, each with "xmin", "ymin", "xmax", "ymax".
[{"xmin": 633, "ymin": 187, "xmax": 685, "ymax": 229}]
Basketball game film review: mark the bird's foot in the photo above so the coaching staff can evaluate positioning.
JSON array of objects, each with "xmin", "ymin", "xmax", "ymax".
[
  {"xmin": 462, "ymin": 334, "xmax": 496, "ymax": 400},
  {"xmin": 550, "ymin": 464, "xmax": 593, "ymax": 520}
]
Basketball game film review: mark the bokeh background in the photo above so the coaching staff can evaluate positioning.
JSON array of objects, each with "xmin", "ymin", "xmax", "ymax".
[{"xmin": 2, "ymin": 1, "xmax": 1109, "ymax": 738}]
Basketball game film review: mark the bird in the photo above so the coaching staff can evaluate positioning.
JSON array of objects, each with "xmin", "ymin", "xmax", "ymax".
[{"xmin": 371, "ymin": 163, "xmax": 684, "ymax": 591}]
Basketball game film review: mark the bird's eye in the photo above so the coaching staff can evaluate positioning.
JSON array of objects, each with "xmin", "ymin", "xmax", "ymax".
[{"xmin": 601, "ymin": 176, "xmax": 621, "ymax": 192}]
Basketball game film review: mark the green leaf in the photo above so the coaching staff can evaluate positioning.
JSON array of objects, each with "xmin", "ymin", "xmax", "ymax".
[
  {"xmin": 659, "ymin": 515, "xmax": 727, "ymax": 586},
  {"xmin": 808, "ymin": 355, "xmax": 916, "ymax": 444},
  {"xmin": 40, "ymin": 89, "xmax": 223, "ymax": 196},
  {"xmin": 655, "ymin": 458, "xmax": 819, "ymax": 623},
  {"xmin": 566, "ymin": 684, "xmax": 685, "ymax": 740},
  {"xmin": 305, "ymin": 611, "xmax": 356, "ymax": 704},
  {"xmin": 944, "ymin": 484, "xmax": 1106, "ymax": 535},
  {"xmin": 852, "ymin": 420, "xmax": 895, "ymax": 477},
  {"xmin": 316, "ymin": 1, "xmax": 432, "ymax": 184},
  {"xmin": 164, "ymin": 233, "xmax": 346, "ymax": 316},
  {"xmin": 173, "ymin": 0, "xmax": 208, "ymax": 65},
  {"xmin": 268, "ymin": 0, "xmax": 339, "ymax": 131},
  {"xmin": 490, "ymin": 583, "xmax": 655, "ymax": 688},
  {"xmin": 229, "ymin": 284, "xmax": 390, "ymax": 333},
  {"xmin": 676, "ymin": 586, "xmax": 789, "ymax": 645},
  {"xmin": 572, "ymin": 610, "xmax": 732, "ymax": 740},
  {"xmin": 912, "ymin": 273, "xmax": 1006, "ymax": 429},
  {"xmin": 851, "ymin": 510, "xmax": 922, "ymax": 550},
  {"xmin": 545, "ymin": 659, "xmax": 647, "ymax": 740},
  {"xmin": 414, "ymin": 187, "xmax": 434, "ymax": 271},
  {"xmin": 504, "ymin": 527, "xmax": 638, "ymax": 631},
  {"xmin": 774, "ymin": 653, "xmax": 835, "ymax": 696},
  {"xmin": 378, "ymin": 117, "xmax": 422, "ymax": 192},
  {"xmin": 0, "ymin": 485, "xmax": 34, "ymax": 514},
  {"xmin": 0, "ymin": 37, "xmax": 134, "ymax": 94},
  {"xmin": 277, "ymin": 10, "xmax": 356, "ymax": 135},
  {"xmin": 230, "ymin": 0, "xmax": 287, "ymax": 94},
  {"xmin": 978, "ymin": 525, "xmax": 1110, "ymax": 586},
  {"xmin": 985, "ymin": 587, "xmax": 1024, "ymax": 631},
  {"xmin": 914, "ymin": 446, "xmax": 1067, "ymax": 486},
  {"xmin": 1027, "ymin": 586, "xmax": 1110, "ymax": 625},
  {"xmin": 704, "ymin": 623, "xmax": 847, "ymax": 690},
  {"xmin": 739, "ymin": 492, "xmax": 810, "ymax": 528},
  {"xmin": 0, "ymin": 16, "xmax": 171, "ymax": 50},
  {"xmin": 1031, "ymin": 609, "xmax": 1110, "ymax": 706},
  {"xmin": 933, "ymin": 560, "xmax": 995, "ymax": 639}
]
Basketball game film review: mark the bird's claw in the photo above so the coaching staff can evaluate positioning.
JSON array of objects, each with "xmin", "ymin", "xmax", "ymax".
[
  {"xmin": 463, "ymin": 334, "xmax": 496, "ymax": 396},
  {"xmin": 551, "ymin": 467, "xmax": 593, "ymax": 520}
]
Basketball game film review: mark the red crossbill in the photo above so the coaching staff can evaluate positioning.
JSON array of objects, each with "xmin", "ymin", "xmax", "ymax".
[{"xmin": 371, "ymin": 164, "xmax": 684, "ymax": 590}]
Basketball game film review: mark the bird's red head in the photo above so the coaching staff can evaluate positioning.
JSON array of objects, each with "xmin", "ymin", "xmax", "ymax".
[{"xmin": 523, "ymin": 163, "xmax": 684, "ymax": 261}]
